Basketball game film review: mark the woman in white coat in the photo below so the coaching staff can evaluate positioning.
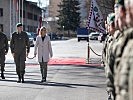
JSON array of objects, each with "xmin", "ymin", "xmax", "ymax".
[{"xmin": 34, "ymin": 26, "xmax": 53, "ymax": 82}]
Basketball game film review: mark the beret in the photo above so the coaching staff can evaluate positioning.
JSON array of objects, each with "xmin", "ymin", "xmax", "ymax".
[
  {"xmin": 115, "ymin": 0, "xmax": 124, "ymax": 6},
  {"xmin": 16, "ymin": 23, "xmax": 22, "ymax": 27},
  {"xmin": 108, "ymin": 13, "xmax": 115, "ymax": 25}
]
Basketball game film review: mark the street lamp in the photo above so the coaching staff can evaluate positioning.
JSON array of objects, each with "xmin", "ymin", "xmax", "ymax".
[
  {"xmin": 63, "ymin": 25, "xmax": 64, "ymax": 37},
  {"xmin": 46, "ymin": 21, "xmax": 52, "ymax": 39}
]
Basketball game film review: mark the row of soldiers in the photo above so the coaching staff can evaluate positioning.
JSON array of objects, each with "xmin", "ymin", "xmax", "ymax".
[{"xmin": 102, "ymin": 0, "xmax": 133, "ymax": 100}]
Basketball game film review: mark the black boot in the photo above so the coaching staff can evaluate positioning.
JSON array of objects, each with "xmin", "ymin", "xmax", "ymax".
[
  {"xmin": 1, "ymin": 71, "xmax": 5, "ymax": 79},
  {"xmin": 21, "ymin": 74, "xmax": 24, "ymax": 83},
  {"xmin": 41, "ymin": 77, "xmax": 46, "ymax": 82},
  {"xmin": 17, "ymin": 75, "xmax": 21, "ymax": 83}
]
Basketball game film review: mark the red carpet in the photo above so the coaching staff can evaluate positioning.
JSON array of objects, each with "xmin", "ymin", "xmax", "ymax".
[
  {"xmin": 26, "ymin": 58, "xmax": 101, "ymax": 67},
  {"xmin": 48, "ymin": 58, "xmax": 101, "ymax": 66}
]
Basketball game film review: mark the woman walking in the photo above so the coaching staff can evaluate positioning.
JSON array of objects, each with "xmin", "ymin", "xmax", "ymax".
[{"xmin": 34, "ymin": 26, "xmax": 53, "ymax": 82}]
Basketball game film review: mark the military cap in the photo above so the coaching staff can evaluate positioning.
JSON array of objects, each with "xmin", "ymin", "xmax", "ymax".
[
  {"xmin": 115, "ymin": 0, "xmax": 124, "ymax": 6},
  {"xmin": 16, "ymin": 23, "xmax": 22, "ymax": 27}
]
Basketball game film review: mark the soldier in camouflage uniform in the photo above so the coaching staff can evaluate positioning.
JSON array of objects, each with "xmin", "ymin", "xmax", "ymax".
[
  {"xmin": 108, "ymin": 3, "xmax": 124, "ymax": 100},
  {"xmin": 125, "ymin": 1, "xmax": 133, "ymax": 99},
  {"xmin": 0, "ymin": 27, "xmax": 8, "ymax": 79},
  {"xmin": 103, "ymin": 13, "xmax": 116, "ymax": 100},
  {"xmin": 112, "ymin": 0, "xmax": 128, "ymax": 99},
  {"xmin": 115, "ymin": 0, "xmax": 133, "ymax": 99},
  {"xmin": 102, "ymin": 15, "xmax": 112, "ymax": 100}
]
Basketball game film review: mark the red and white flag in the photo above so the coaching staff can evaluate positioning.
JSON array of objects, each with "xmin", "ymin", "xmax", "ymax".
[{"xmin": 87, "ymin": 0, "xmax": 105, "ymax": 33}]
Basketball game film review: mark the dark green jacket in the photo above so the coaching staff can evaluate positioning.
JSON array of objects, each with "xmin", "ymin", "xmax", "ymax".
[
  {"xmin": 0, "ymin": 32, "xmax": 8, "ymax": 53},
  {"xmin": 10, "ymin": 31, "xmax": 30, "ymax": 55}
]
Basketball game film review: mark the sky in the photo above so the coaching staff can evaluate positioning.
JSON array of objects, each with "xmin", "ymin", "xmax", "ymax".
[{"xmin": 27, "ymin": 0, "xmax": 49, "ymax": 7}]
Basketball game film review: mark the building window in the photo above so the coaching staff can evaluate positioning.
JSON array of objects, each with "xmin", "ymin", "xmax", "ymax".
[
  {"xmin": 34, "ymin": 14, "xmax": 38, "ymax": 21},
  {"xmin": 0, "ymin": 24, "xmax": 3, "ymax": 31},
  {"xmin": 34, "ymin": 26, "xmax": 37, "ymax": 33},
  {"xmin": 27, "ymin": 12, "xmax": 33, "ymax": 19},
  {"xmin": 27, "ymin": 25, "xmax": 33, "ymax": 32},
  {"xmin": 0, "ymin": 8, "xmax": 3, "ymax": 17}
]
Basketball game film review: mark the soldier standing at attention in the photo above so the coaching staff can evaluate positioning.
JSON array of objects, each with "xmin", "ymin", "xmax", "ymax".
[
  {"xmin": 105, "ymin": 13, "xmax": 116, "ymax": 100},
  {"xmin": 10, "ymin": 23, "xmax": 30, "ymax": 83},
  {"xmin": 115, "ymin": 0, "xmax": 133, "ymax": 99},
  {"xmin": 0, "ymin": 27, "xmax": 8, "ymax": 79},
  {"xmin": 108, "ymin": 3, "xmax": 123, "ymax": 100},
  {"xmin": 102, "ymin": 15, "xmax": 112, "ymax": 100}
]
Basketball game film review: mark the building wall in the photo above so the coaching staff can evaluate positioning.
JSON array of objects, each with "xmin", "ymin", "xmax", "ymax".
[
  {"xmin": 0, "ymin": 0, "xmax": 42, "ymax": 39},
  {"xmin": 0, "ymin": 0, "xmax": 10, "ymax": 38},
  {"xmin": 22, "ymin": 1, "xmax": 42, "ymax": 33},
  {"xmin": 49, "ymin": 0, "xmax": 61, "ymax": 17}
]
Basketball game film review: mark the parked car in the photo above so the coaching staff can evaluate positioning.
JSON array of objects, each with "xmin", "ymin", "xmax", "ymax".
[
  {"xmin": 26, "ymin": 32, "xmax": 34, "ymax": 47},
  {"xmin": 89, "ymin": 32, "xmax": 100, "ymax": 40},
  {"xmin": 48, "ymin": 32, "xmax": 58, "ymax": 40},
  {"xmin": 29, "ymin": 32, "xmax": 38, "ymax": 41},
  {"xmin": 98, "ymin": 33, "xmax": 107, "ymax": 42},
  {"xmin": 57, "ymin": 33, "xmax": 63, "ymax": 40}
]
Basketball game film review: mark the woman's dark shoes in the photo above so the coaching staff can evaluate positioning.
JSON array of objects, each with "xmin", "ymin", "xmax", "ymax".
[
  {"xmin": 21, "ymin": 75, "xmax": 24, "ymax": 83},
  {"xmin": 22, "ymin": 79, "xmax": 24, "ymax": 83},
  {"xmin": 17, "ymin": 78, "xmax": 21, "ymax": 83},
  {"xmin": 17, "ymin": 75, "xmax": 24, "ymax": 83}
]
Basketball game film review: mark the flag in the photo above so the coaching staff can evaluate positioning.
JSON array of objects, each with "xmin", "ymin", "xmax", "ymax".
[{"xmin": 87, "ymin": 0, "xmax": 105, "ymax": 33}]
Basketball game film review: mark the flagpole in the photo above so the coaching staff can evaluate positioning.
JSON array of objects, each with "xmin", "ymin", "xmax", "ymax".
[
  {"xmin": 10, "ymin": 0, "xmax": 12, "ymax": 40},
  {"xmin": 19, "ymin": 0, "xmax": 20, "ymax": 23},
  {"xmin": 22, "ymin": 0, "xmax": 23, "ymax": 25}
]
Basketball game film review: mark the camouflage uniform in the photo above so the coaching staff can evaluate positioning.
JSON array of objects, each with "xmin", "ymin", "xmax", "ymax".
[
  {"xmin": 127, "ymin": 40, "xmax": 133, "ymax": 100},
  {"xmin": 102, "ymin": 34, "xmax": 114, "ymax": 99},
  {"xmin": 107, "ymin": 30, "xmax": 122, "ymax": 99},
  {"xmin": 115, "ymin": 27, "xmax": 133, "ymax": 100},
  {"xmin": 102, "ymin": 34, "xmax": 109, "ymax": 67}
]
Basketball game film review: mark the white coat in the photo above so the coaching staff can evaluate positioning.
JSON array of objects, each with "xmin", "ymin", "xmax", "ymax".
[{"xmin": 34, "ymin": 35, "xmax": 53, "ymax": 62}]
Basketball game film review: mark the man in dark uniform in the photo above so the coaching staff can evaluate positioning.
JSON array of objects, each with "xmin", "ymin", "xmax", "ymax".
[
  {"xmin": 0, "ymin": 27, "xmax": 8, "ymax": 79},
  {"xmin": 10, "ymin": 23, "xmax": 30, "ymax": 83}
]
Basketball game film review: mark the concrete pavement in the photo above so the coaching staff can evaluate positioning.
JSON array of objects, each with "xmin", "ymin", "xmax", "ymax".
[
  {"xmin": 0, "ymin": 38, "xmax": 107, "ymax": 100},
  {"xmin": 0, "ymin": 64, "xmax": 107, "ymax": 100}
]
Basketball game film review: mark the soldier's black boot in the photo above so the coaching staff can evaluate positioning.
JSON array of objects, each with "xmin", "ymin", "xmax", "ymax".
[
  {"xmin": 17, "ymin": 75, "xmax": 21, "ymax": 83},
  {"xmin": 41, "ymin": 77, "xmax": 46, "ymax": 82},
  {"xmin": 1, "ymin": 71, "xmax": 5, "ymax": 79},
  {"xmin": 21, "ymin": 74, "xmax": 24, "ymax": 83}
]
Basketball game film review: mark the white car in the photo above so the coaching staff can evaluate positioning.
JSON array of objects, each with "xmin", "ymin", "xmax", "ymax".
[{"xmin": 89, "ymin": 32, "xmax": 100, "ymax": 40}]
